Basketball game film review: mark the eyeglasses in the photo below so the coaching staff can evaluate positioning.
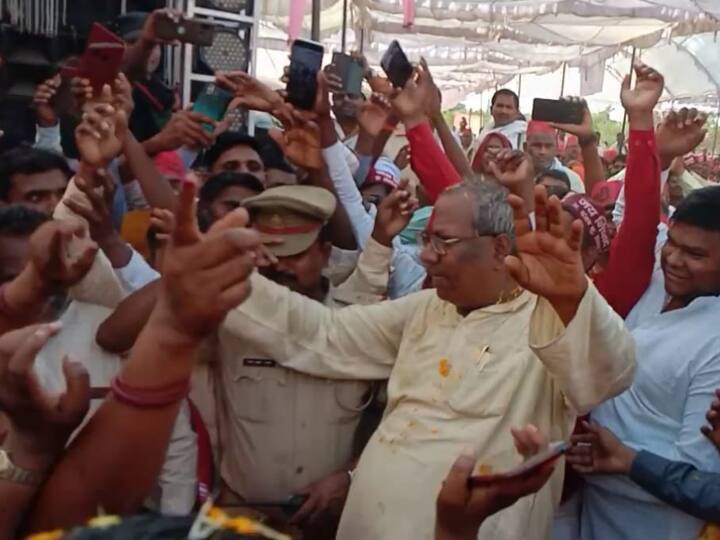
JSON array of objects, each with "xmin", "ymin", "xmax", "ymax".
[{"xmin": 419, "ymin": 231, "xmax": 484, "ymax": 256}]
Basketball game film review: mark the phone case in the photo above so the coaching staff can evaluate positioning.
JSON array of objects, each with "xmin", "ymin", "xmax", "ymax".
[
  {"xmin": 156, "ymin": 16, "xmax": 216, "ymax": 47},
  {"xmin": 467, "ymin": 441, "xmax": 569, "ymax": 487},
  {"xmin": 381, "ymin": 41, "xmax": 413, "ymax": 88},
  {"xmin": 77, "ymin": 24, "xmax": 126, "ymax": 95},
  {"xmin": 192, "ymin": 84, "xmax": 233, "ymax": 132}
]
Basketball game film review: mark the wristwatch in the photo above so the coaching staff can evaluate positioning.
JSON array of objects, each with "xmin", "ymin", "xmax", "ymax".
[{"xmin": 0, "ymin": 449, "xmax": 46, "ymax": 486}]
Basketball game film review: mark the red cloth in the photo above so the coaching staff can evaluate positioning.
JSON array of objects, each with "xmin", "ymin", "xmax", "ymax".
[
  {"xmin": 406, "ymin": 121, "xmax": 461, "ymax": 204},
  {"xmin": 526, "ymin": 120, "xmax": 554, "ymax": 135},
  {"xmin": 594, "ymin": 129, "xmax": 661, "ymax": 319},
  {"xmin": 154, "ymin": 150, "xmax": 186, "ymax": 179},
  {"xmin": 591, "ymin": 180, "xmax": 623, "ymax": 208}
]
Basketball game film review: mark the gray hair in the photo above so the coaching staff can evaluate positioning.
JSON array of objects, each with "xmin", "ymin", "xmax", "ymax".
[{"xmin": 444, "ymin": 178, "xmax": 515, "ymax": 239}]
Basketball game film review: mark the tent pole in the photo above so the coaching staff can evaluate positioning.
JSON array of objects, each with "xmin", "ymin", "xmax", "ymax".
[
  {"xmin": 560, "ymin": 62, "xmax": 567, "ymax": 96},
  {"xmin": 341, "ymin": 0, "xmax": 348, "ymax": 53},
  {"xmin": 311, "ymin": 0, "xmax": 321, "ymax": 41},
  {"xmin": 517, "ymin": 75, "xmax": 523, "ymax": 102},
  {"xmin": 712, "ymin": 95, "xmax": 720, "ymax": 156}
]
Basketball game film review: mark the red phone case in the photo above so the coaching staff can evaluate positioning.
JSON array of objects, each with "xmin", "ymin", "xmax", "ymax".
[{"xmin": 78, "ymin": 23, "xmax": 126, "ymax": 95}]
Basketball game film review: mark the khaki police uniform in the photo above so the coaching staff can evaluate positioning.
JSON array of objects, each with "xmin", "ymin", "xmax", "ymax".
[{"xmin": 191, "ymin": 186, "xmax": 388, "ymax": 507}]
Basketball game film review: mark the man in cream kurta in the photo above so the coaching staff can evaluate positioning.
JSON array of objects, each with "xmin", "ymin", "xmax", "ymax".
[{"xmin": 221, "ymin": 230, "xmax": 636, "ymax": 539}]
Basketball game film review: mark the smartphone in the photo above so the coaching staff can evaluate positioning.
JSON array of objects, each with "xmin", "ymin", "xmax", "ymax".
[
  {"xmin": 77, "ymin": 23, "xmax": 126, "ymax": 95},
  {"xmin": 381, "ymin": 40, "xmax": 413, "ymax": 88},
  {"xmin": 155, "ymin": 14, "xmax": 216, "ymax": 47},
  {"xmin": 332, "ymin": 52, "xmax": 364, "ymax": 97},
  {"xmin": 467, "ymin": 441, "xmax": 570, "ymax": 488},
  {"xmin": 286, "ymin": 39, "xmax": 324, "ymax": 111},
  {"xmin": 532, "ymin": 98, "xmax": 584, "ymax": 125},
  {"xmin": 192, "ymin": 83, "xmax": 233, "ymax": 133}
]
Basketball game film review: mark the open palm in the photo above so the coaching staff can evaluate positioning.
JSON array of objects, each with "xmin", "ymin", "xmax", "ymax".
[{"xmin": 505, "ymin": 186, "xmax": 587, "ymax": 314}]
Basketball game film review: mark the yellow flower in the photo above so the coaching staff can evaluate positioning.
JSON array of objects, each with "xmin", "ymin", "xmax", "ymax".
[{"xmin": 438, "ymin": 358, "xmax": 451, "ymax": 377}]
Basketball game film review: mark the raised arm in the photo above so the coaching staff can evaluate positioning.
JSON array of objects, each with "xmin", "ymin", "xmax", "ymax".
[
  {"xmin": 392, "ymin": 65, "xmax": 461, "ymax": 203},
  {"xmin": 505, "ymin": 186, "xmax": 636, "ymax": 414},
  {"xmin": 593, "ymin": 63, "xmax": 663, "ymax": 318},
  {"xmin": 27, "ymin": 180, "xmax": 261, "ymax": 531}
]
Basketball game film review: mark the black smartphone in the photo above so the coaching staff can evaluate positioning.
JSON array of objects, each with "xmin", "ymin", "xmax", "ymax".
[
  {"xmin": 381, "ymin": 40, "xmax": 413, "ymax": 88},
  {"xmin": 192, "ymin": 83, "xmax": 233, "ymax": 133},
  {"xmin": 332, "ymin": 52, "xmax": 364, "ymax": 97},
  {"xmin": 155, "ymin": 14, "xmax": 216, "ymax": 47},
  {"xmin": 287, "ymin": 39, "xmax": 325, "ymax": 111},
  {"xmin": 242, "ymin": 494, "xmax": 309, "ymax": 517},
  {"xmin": 532, "ymin": 98, "xmax": 584, "ymax": 125}
]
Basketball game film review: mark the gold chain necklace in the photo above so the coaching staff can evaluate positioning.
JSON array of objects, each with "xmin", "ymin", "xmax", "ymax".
[{"xmin": 496, "ymin": 286, "xmax": 524, "ymax": 305}]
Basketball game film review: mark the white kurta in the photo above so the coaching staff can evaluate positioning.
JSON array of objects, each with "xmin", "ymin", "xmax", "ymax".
[{"xmin": 222, "ymin": 276, "xmax": 636, "ymax": 539}]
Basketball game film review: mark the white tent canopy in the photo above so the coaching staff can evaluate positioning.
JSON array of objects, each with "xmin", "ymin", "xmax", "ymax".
[{"xmin": 256, "ymin": 1, "xmax": 720, "ymax": 110}]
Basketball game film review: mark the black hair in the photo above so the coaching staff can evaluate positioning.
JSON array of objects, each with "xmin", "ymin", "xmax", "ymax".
[
  {"xmin": 672, "ymin": 185, "xmax": 720, "ymax": 232},
  {"xmin": 535, "ymin": 168, "xmax": 571, "ymax": 190},
  {"xmin": 0, "ymin": 146, "xmax": 72, "ymax": 201},
  {"xmin": 258, "ymin": 138, "xmax": 294, "ymax": 173},
  {"xmin": 199, "ymin": 172, "xmax": 265, "ymax": 204},
  {"xmin": 0, "ymin": 205, "xmax": 49, "ymax": 236},
  {"xmin": 203, "ymin": 132, "xmax": 262, "ymax": 169},
  {"xmin": 491, "ymin": 89, "xmax": 520, "ymax": 110}
]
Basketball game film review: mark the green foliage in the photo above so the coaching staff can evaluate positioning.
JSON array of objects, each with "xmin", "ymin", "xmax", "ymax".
[{"xmin": 591, "ymin": 108, "xmax": 622, "ymax": 147}]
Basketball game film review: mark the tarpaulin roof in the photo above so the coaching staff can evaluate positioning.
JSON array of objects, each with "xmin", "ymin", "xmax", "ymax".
[{"xmin": 257, "ymin": 0, "xmax": 720, "ymax": 107}]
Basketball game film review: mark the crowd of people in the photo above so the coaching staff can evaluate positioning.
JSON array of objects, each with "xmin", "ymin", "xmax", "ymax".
[{"xmin": 1, "ymin": 7, "xmax": 720, "ymax": 540}]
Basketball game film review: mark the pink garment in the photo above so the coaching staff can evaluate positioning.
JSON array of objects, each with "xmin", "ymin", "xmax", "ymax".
[
  {"xmin": 403, "ymin": 0, "xmax": 415, "ymax": 27},
  {"xmin": 288, "ymin": 0, "xmax": 307, "ymax": 42}
]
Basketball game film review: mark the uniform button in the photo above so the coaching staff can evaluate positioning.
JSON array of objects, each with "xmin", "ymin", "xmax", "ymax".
[{"xmin": 296, "ymin": 466, "xmax": 304, "ymax": 474}]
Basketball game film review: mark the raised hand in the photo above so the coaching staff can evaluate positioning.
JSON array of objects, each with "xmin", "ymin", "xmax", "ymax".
[
  {"xmin": 511, "ymin": 424, "xmax": 548, "ymax": 459},
  {"xmin": 32, "ymin": 75, "xmax": 61, "ymax": 127},
  {"xmin": 487, "ymin": 150, "xmax": 534, "ymax": 190},
  {"xmin": 567, "ymin": 421, "xmax": 636, "ymax": 475},
  {"xmin": 392, "ymin": 65, "xmax": 434, "ymax": 128},
  {"xmin": 269, "ymin": 123, "xmax": 322, "ymax": 170},
  {"xmin": 504, "ymin": 186, "xmax": 588, "ymax": 325},
  {"xmin": 0, "ymin": 322, "xmax": 90, "ymax": 469},
  {"xmin": 701, "ymin": 388, "xmax": 720, "ymax": 454},
  {"xmin": 358, "ymin": 93, "xmax": 393, "ymax": 137},
  {"xmin": 621, "ymin": 62, "xmax": 664, "ymax": 122},
  {"xmin": 372, "ymin": 178, "xmax": 419, "ymax": 247},
  {"xmin": 435, "ymin": 447, "xmax": 554, "ymax": 540},
  {"xmin": 63, "ymin": 169, "xmax": 117, "ymax": 245},
  {"xmin": 70, "ymin": 77, "xmax": 94, "ymax": 112},
  {"xmin": 153, "ymin": 179, "xmax": 261, "ymax": 340},
  {"xmin": 216, "ymin": 71, "xmax": 284, "ymax": 113},
  {"xmin": 548, "ymin": 96, "xmax": 593, "ymax": 139},
  {"xmin": 420, "ymin": 57, "xmax": 442, "ymax": 119},
  {"xmin": 140, "ymin": 8, "xmax": 184, "ymax": 46},
  {"xmin": 149, "ymin": 109, "xmax": 215, "ymax": 152},
  {"xmin": 112, "ymin": 73, "xmax": 135, "ymax": 119},
  {"xmin": 656, "ymin": 108, "xmax": 708, "ymax": 169},
  {"xmin": 28, "ymin": 220, "xmax": 98, "ymax": 290},
  {"xmin": 74, "ymin": 86, "xmax": 127, "ymax": 167}
]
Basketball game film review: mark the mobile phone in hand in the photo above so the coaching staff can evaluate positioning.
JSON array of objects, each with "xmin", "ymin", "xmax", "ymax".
[
  {"xmin": 332, "ymin": 52, "xmax": 364, "ymax": 97},
  {"xmin": 77, "ymin": 23, "xmax": 126, "ymax": 95},
  {"xmin": 192, "ymin": 83, "xmax": 233, "ymax": 133},
  {"xmin": 287, "ymin": 39, "xmax": 324, "ymax": 111},
  {"xmin": 467, "ymin": 441, "xmax": 569, "ymax": 488},
  {"xmin": 155, "ymin": 14, "xmax": 216, "ymax": 47},
  {"xmin": 381, "ymin": 40, "xmax": 413, "ymax": 88},
  {"xmin": 532, "ymin": 98, "xmax": 584, "ymax": 125}
]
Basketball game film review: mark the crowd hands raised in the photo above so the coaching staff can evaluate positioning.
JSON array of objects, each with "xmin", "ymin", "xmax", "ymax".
[{"xmin": 1, "ymin": 7, "xmax": 720, "ymax": 540}]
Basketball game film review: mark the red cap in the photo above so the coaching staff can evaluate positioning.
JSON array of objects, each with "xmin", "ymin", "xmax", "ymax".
[
  {"xmin": 591, "ymin": 181, "xmax": 623, "ymax": 208},
  {"xmin": 602, "ymin": 147, "xmax": 619, "ymax": 162},
  {"xmin": 153, "ymin": 151, "xmax": 186, "ymax": 180},
  {"xmin": 527, "ymin": 120, "xmax": 555, "ymax": 135}
]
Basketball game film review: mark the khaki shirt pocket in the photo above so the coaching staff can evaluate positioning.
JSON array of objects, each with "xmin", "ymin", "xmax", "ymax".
[
  {"xmin": 328, "ymin": 380, "xmax": 374, "ymax": 423},
  {"xmin": 225, "ymin": 361, "xmax": 288, "ymax": 422}
]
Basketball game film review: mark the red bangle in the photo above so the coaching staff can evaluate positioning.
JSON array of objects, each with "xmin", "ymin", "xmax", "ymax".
[{"xmin": 111, "ymin": 376, "xmax": 189, "ymax": 408}]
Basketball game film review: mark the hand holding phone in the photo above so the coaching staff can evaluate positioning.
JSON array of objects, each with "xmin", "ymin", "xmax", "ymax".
[
  {"xmin": 532, "ymin": 98, "xmax": 584, "ymax": 125},
  {"xmin": 192, "ymin": 84, "xmax": 233, "ymax": 133},
  {"xmin": 467, "ymin": 441, "xmax": 569, "ymax": 487},
  {"xmin": 154, "ymin": 13, "xmax": 216, "ymax": 47},
  {"xmin": 332, "ymin": 52, "xmax": 364, "ymax": 97}
]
